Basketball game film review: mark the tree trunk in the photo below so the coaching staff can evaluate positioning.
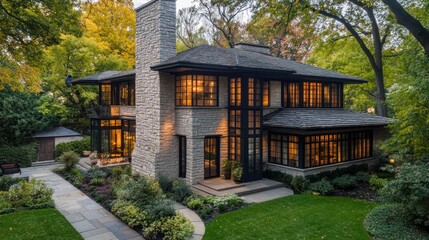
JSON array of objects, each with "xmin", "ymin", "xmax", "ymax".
[{"xmin": 382, "ymin": 0, "xmax": 429, "ymax": 56}]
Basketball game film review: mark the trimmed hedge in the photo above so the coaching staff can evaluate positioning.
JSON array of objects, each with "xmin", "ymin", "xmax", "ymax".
[
  {"xmin": 55, "ymin": 136, "xmax": 90, "ymax": 159},
  {"xmin": 0, "ymin": 143, "xmax": 37, "ymax": 167}
]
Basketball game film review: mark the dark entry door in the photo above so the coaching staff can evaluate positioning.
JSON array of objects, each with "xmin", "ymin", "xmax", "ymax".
[
  {"xmin": 38, "ymin": 138, "xmax": 55, "ymax": 161},
  {"xmin": 204, "ymin": 136, "xmax": 220, "ymax": 179}
]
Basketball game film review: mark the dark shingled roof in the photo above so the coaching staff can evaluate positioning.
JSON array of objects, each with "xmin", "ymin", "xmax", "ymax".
[
  {"xmin": 72, "ymin": 70, "xmax": 135, "ymax": 84},
  {"xmin": 263, "ymin": 109, "xmax": 391, "ymax": 130},
  {"xmin": 33, "ymin": 127, "xmax": 82, "ymax": 138},
  {"xmin": 151, "ymin": 45, "xmax": 366, "ymax": 83}
]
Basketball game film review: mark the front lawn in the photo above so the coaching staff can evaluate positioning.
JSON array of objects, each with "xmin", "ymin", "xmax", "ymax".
[
  {"xmin": 0, "ymin": 209, "xmax": 82, "ymax": 240},
  {"xmin": 204, "ymin": 195, "xmax": 377, "ymax": 240}
]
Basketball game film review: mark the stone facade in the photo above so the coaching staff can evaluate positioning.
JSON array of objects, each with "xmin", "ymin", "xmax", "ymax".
[
  {"xmin": 175, "ymin": 76, "xmax": 229, "ymax": 184},
  {"xmin": 132, "ymin": 0, "xmax": 178, "ymax": 179}
]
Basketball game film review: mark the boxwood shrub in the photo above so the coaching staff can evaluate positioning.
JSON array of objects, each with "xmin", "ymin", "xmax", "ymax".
[{"xmin": 309, "ymin": 179, "xmax": 334, "ymax": 195}]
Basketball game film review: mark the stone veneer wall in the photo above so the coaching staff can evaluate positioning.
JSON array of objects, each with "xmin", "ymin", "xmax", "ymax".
[
  {"xmin": 132, "ymin": 0, "xmax": 178, "ymax": 179},
  {"xmin": 175, "ymin": 76, "xmax": 229, "ymax": 184}
]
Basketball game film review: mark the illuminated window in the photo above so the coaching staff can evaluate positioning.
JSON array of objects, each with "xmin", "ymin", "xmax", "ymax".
[
  {"xmin": 304, "ymin": 131, "xmax": 372, "ymax": 168},
  {"xmin": 230, "ymin": 78, "xmax": 242, "ymax": 106},
  {"xmin": 101, "ymin": 84, "xmax": 111, "ymax": 105},
  {"xmin": 268, "ymin": 134, "xmax": 299, "ymax": 167},
  {"xmin": 263, "ymin": 81, "xmax": 270, "ymax": 107},
  {"xmin": 248, "ymin": 78, "xmax": 261, "ymax": 107},
  {"xmin": 120, "ymin": 82, "xmax": 129, "ymax": 105},
  {"xmin": 284, "ymin": 82, "xmax": 342, "ymax": 108},
  {"xmin": 175, "ymin": 75, "xmax": 217, "ymax": 106}
]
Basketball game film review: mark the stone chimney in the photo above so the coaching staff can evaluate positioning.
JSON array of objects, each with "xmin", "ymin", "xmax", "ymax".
[
  {"xmin": 235, "ymin": 42, "xmax": 270, "ymax": 55},
  {"xmin": 132, "ymin": 0, "xmax": 178, "ymax": 178}
]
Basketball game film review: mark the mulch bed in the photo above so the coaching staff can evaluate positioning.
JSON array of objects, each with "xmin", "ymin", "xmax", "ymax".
[{"xmin": 331, "ymin": 183, "xmax": 380, "ymax": 202}]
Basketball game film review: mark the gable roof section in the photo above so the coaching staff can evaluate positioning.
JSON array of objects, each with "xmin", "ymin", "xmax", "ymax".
[
  {"xmin": 33, "ymin": 127, "xmax": 82, "ymax": 138},
  {"xmin": 72, "ymin": 70, "xmax": 135, "ymax": 84},
  {"xmin": 151, "ymin": 45, "xmax": 366, "ymax": 83},
  {"xmin": 263, "ymin": 109, "xmax": 391, "ymax": 130}
]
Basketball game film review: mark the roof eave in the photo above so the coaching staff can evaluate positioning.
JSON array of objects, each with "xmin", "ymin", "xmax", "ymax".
[
  {"xmin": 150, "ymin": 62, "xmax": 296, "ymax": 75},
  {"xmin": 71, "ymin": 74, "xmax": 136, "ymax": 85},
  {"xmin": 263, "ymin": 123, "xmax": 389, "ymax": 131}
]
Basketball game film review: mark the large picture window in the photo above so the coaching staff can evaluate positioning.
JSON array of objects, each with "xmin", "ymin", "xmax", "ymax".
[
  {"xmin": 284, "ymin": 82, "xmax": 343, "ymax": 108},
  {"xmin": 268, "ymin": 134, "xmax": 299, "ymax": 167},
  {"xmin": 305, "ymin": 132, "xmax": 372, "ymax": 167},
  {"xmin": 175, "ymin": 75, "xmax": 218, "ymax": 106},
  {"xmin": 269, "ymin": 131, "xmax": 373, "ymax": 169}
]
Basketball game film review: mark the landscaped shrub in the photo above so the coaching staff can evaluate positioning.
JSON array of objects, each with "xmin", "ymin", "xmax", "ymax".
[
  {"xmin": 263, "ymin": 170, "xmax": 293, "ymax": 186},
  {"xmin": 185, "ymin": 194, "xmax": 244, "ymax": 219},
  {"xmin": 0, "ymin": 143, "xmax": 37, "ymax": 167},
  {"xmin": 115, "ymin": 176, "xmax": 164, "ymax": 208},
  {"xmin": 380, "ymin": 162, "xmax": 429, "ymax": 227},
  {"xmin": 59, "ymin": 151, "xmax": 80, "ymax": 171},
  {"xmin": 186, "ymin": 196, "xmax": 204, "ymax": 210},
  {"xmin": 8, "ymin": 179, "xmax": 54, "ymax": 210},
  {"xmin": 112, "ymin": 167, "xmax": 124, "ymax": 180},
  {"xmin": 56, "ymin": 167, "xmax": 85, "ymax": 187},
  {"xmin": 369, "ymin": 174, "xmax": 389, "ymax": 191},
  {"xmin": 331, "ymin": 174, "xmax": 359, "ymax": 190},
  {"xmin": 86, "ymin": 166, "xmax": 107, "ymax": 179},
  {"xmin": 89, "ymin": 177, "xmax": 105, "ymax": 186},
  {"xmin": 309, "ymin": 179, "xmax": 334, "ymax": 195},
  {"xmin": 143, "ymin": 213, "xmax": 194, "ymax": 240},
  {"xmin": 172, "ymin": 179, "xmax": 192, "ymax": 203},
  {"xmin": 0, "ymin": 176, "xmax": 21, "ymax": 191},
  {"xmin": 0, "ymin": 192, "xmax": 13, "ymax": 215},
  {"xmin": 145, "ymin": 199, "xmax": 176, "ymax": 223},
  {"xmin": 158, "ymin": 175, "xmax": 173, "ymax": 194},
  {"xmin": 291, "ymin": 176, "xmax": 310, "ymax": 193},
  {"xmin": 355, "ymin": 171, "xmax": 370, "ymax": 183},
  {"xmin": 365, "ymin": 204, "xmax": 429, "ymax": 240},
  {"xmin": 55, "ymin": 136, "xmax": 90, "ymax": 158},
  {"xmin": 111, "ymin": 200, "xmax": 147, "ymax": 228}
]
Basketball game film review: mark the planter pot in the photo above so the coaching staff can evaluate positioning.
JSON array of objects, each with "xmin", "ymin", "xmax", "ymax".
[
  {"xmin": 90, "ymin": 159, "xmax": 98, "ymax": 165},
  {"xmin": 224, "ymin": 172, "xmax": 231, "ymax": 180},
  {"xmin": 82, "ymin": 151, "xmax": 91, "ymax": 157},
  {"xmin": 233, "ymin": 179, "xmax": 241, "ymax": 184}
]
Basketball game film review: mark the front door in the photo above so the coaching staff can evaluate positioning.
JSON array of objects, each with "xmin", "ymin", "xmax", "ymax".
[
  {"xmin": 38, "ymin": 138, "xmax": 55, "ymax": 161},
  {"xmin": 204, "ymin": 136, "xmax": 220, "ymax": 179}
]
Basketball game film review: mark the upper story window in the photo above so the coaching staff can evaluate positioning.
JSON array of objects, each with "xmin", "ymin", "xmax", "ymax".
[
  {"xmin": 248, "ymin": 78, "xmax": 261, "ymax": 107},
  {"xmin": 229, "ymin": 78, "xmax": 242, "ymax": 106},
  {"xmin": 100, "ymin": 82, "xmax": 135, "ymax": 106},
  {"xmin": 283, "ymin": 81, "xmax": 343, "ymax": 108},
  {"xmin": 101, "ymin": 84, "xmax": 111, "ymax": 105},
  {"xmin": 263, "ymin": 81, "xmax": 270, "ymax": 107},
  {"xmin": 176, "ymin": 75, "xmax": 218, "ymax": 106}
]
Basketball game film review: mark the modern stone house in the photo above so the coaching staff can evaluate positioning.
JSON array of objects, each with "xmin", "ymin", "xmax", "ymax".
[{"xmin": 73, "ymin": 0, "xmax": 390, "ymax": 184}]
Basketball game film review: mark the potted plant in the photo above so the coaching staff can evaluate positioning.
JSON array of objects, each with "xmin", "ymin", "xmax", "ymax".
[
  {"xmin": 222, "ymin": 160, "xmax": 232, "ymax": 180},
  {"xmin": 232, "ymin": 162, "xmax": 243, "ymax": 184},
  {"xmin": 89, "ymin": 152, "xmax": 98, "ymax": 165}
]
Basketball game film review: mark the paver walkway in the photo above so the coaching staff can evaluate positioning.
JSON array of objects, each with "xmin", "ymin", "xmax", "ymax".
[
  {"xmin": 21, "ymin": 165, "xmax": 142, "ymax": 240},
  {"xmin": 18, "ymin": 165, "xmax": 205, "ymax": 240}
]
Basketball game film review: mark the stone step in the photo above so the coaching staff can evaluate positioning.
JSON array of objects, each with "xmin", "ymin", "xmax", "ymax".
[
  {"xmin": 191, "ymin": 187, "xmax": 211, "ymax": 197},
  {"xmin": 32, "ymin": 160, "xmax": 57, "ymax": 167},
  {"xmin": 193, "ymin": 179, "xmax": 287, "ymax": 197}
]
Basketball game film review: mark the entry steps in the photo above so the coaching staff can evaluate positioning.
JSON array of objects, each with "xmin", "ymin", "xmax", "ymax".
[{"xmin": 192, "ymin": 178, "xmax": 286, "ymax": 197}]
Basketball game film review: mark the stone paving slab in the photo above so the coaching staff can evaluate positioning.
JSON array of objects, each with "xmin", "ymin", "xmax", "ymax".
[
  {"xmin": 19, "ymin": 165, "xmax": 206, "ymax": 240},
  {"xmin": 241, "ymin": 187, "xmax": 294, "ymax": 203},
  {"xmin": 22, "ymin": 166, "xmax": 143, "ymax": 240}
]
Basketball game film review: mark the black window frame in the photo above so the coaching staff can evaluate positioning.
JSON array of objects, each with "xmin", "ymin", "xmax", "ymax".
[
  {"xmin": 175, "ymin": 75, "xmax": 219, "ymax": 107},
  {"xmin": 283, "ymin": 81, "xmax": 344, "ymax": 108}
]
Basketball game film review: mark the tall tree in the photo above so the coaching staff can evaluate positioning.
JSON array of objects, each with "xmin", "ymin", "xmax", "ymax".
[
  {"xmin": 0, "ymin": 0, "xmax": 81, "ymax": 92},
  {"xmin": 82, "ymin": 0, "xmax": 135, "ymax": 68},
  {"xmin": 250, "ymin": 0, "xmax": 315, "ymax": 61},
  {"xmin": 301, "ymin": 0, "xmax": 394, "ymax": 117},
  {"xmin": 196, "ymin": 0, "xmax": 251, "ymax": 48},
  {"xmin": 40, "ymin": 35, "xmax": 128, "ymax": 131},
  {"xmin": 177, "ymin": 6, "xmax": 208, "ymax": 50},
  {"xmin": 381, "ymin": 0, "xmax": 429, "ymax": 56}
]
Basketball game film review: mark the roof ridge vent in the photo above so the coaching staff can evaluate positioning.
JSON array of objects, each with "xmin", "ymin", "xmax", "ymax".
[{"xmin": 234, "ymin": 42, "xmax": 270, "ymax": 55}]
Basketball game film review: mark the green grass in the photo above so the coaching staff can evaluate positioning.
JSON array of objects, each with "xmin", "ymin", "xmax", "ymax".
[
  {"xmin": 204, "ymin": 195, "xmax": 377, "ymax": 240},
  {"xmin": 0, "ymin": 209, "xmax": 82, "ymax": 240}
]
